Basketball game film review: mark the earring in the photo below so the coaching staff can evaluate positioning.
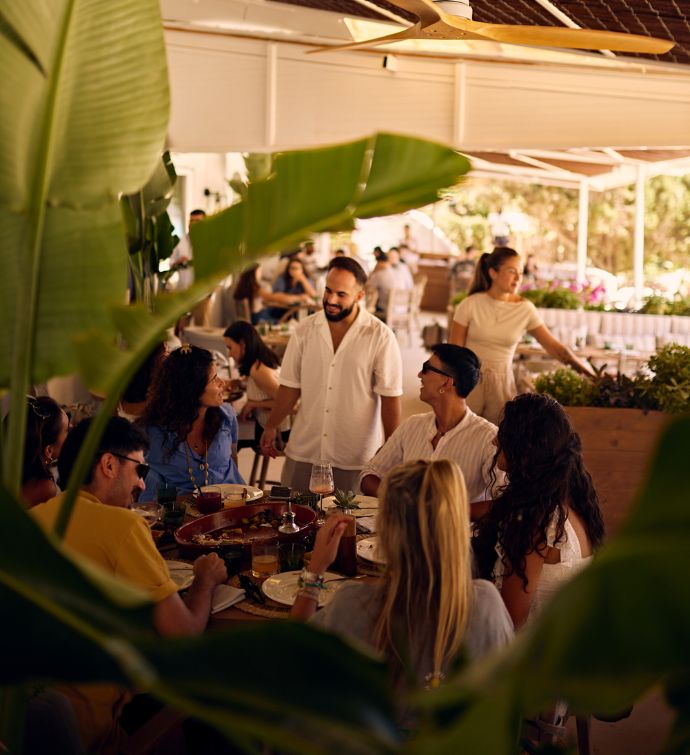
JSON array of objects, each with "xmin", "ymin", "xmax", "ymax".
[{"xmin": 439, "ymin": 388, "xmax": 445, "ymax": 394}]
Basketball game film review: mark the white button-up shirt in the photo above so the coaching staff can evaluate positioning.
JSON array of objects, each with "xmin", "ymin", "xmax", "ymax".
[
  {"xmin": 359, "ymin": 410, "xmax": 503, "ymax": 501},
  {"xmin": 280, "ymin": 308, "xmax": 402, "ymax": 470}
]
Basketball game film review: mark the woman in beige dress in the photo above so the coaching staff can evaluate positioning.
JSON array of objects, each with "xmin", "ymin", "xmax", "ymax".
[{"xmin": 449, "ymin": 247, "xmax": 593, "ymax": 423}]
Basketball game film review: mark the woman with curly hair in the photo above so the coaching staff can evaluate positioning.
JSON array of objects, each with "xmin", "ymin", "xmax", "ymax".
[
  {"xmin": 473, "ymin": 392, "xmax": 605, "ymax": 628},
  {"xmin": 292, "ymin": 459, "xmax": 513, "ymax": 693},
  {"xmin": 139, "ymin": 345, "xmax": 244, "ymax": 501}
]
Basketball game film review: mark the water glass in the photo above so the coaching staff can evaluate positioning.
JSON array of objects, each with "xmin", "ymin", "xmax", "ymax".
[{"xmin": 279, "ymin": 542, "xmax": 306, "ymax": 572}]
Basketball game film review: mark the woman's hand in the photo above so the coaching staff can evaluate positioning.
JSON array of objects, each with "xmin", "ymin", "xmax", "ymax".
[{"xmin": 310, "ymin": 514, "xmax": 349, "ymax": 575}]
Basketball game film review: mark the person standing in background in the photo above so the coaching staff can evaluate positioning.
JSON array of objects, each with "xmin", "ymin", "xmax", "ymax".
[
  {"xmin": 260, "ymin": 257, "xmax": 402, "ymax": 492},
  {"xmin": 449, "ymin": 247, "xmax": 594, "ymax": 424},
  {"xmin": 168, "ymin": 209, "xmax": 206, "ymax": 291}
]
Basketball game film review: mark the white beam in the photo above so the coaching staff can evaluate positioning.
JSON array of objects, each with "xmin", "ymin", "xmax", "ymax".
[
  {"xmin": 633, "ymin": 165, "xmax": 646, "ymax": 305},
  {"xmin": 577, "ymin": 179, "xmax": 589, "ymax": 281}
]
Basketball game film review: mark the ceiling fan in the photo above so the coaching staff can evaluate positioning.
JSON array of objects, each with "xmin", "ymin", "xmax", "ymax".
[{"xmin": 311, "ymin": 0, "xmax": 675, "ymax": 55}]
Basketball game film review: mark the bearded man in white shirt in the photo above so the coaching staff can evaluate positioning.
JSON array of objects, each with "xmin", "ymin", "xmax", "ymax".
[
  {"xmin": 359, "ymin": 344, "xmax": 503, "ymax": 509},
  {"xmin": 260, "ymin": 257, "xmax": 403, "ymax": 491}
]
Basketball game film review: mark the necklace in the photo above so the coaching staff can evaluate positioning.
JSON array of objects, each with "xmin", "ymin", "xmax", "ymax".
[{"xmin": 184, "ymin": 442, "xmax": 209, "ymax": 487}]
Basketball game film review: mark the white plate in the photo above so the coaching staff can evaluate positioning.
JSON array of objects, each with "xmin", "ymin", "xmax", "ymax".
[
  {"xmin": 322, "ymin": 495, "xmax": 379, "ymax": 517},
  {"xmin": 261, "ymin": 570, "xmax": 343, "ymax": 607},
  {"xmin": 166, "ymin": 560, "xmax": 194, "ymax": 591},
  {"xmin": 185, "ymin": 484, "xmax": 264, "ymax": 517},
  {"xmin": 200, "ymin": 484, "xmax": 263, "ymax": 505},
  {"xmin": 356, "ymin": 537, "xmax": 386, "ymax": 566}
]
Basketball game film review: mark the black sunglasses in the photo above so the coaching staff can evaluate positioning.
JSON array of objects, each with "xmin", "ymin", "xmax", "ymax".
[
  {"xmin": 110, "ymin": 452, "xmax": 150, "ymax": 480},
  {"xmin": 421, "ymin": 360, "xmax": 453, "ymax": 379}
]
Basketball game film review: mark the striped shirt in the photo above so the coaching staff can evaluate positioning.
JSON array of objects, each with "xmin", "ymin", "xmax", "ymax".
[{"xmin": 359, "ymin": 410, "xmax": 503, "ymax": 502}]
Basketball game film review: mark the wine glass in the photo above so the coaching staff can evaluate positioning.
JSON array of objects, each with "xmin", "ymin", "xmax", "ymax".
[{"xmin": 309, "ymin": 461, "xmax": 334, "ymax": 526}]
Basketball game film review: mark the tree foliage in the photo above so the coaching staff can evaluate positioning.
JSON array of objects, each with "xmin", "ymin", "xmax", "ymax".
[{"xmin": 435, "ymin": 175, "xmax": 690, "ymax": 277}]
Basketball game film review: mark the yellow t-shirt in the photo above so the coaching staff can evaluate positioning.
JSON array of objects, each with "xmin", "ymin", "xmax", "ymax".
[{"xmin": 31, "ymin": 491, "xmax": 178, "ymax": 752}]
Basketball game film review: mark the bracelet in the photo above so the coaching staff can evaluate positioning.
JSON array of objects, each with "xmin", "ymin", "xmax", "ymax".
[
  {"xmin": 298, "ymin": 568, "xmax": 326, "ymax": 590},
  {"xmin": 296, "ymin": 586, "xmax": 321, "ymax": 603}
]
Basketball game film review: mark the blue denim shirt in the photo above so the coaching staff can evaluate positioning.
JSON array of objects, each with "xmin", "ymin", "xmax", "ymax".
[{"xmin": 140, "ymin": 404, "xmax": 244, "ymax": 501}]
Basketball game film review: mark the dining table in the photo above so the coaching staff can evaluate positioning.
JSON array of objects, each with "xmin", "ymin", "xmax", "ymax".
[{"xmin": 153, "ymin": 494, "xmax": 382, "ymax": 625}]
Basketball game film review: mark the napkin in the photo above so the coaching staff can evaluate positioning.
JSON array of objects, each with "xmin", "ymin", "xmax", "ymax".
[
  {"xmin": 357, "ymin": 516, "xmax": 377, "ymax": 534},
  {"xmin": 211, "ymin": 584, "xmax": 246, "ymax": 614}
]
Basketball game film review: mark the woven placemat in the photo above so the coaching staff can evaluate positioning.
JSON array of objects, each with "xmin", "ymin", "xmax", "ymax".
[{"xmin": 229, "ymin": 574, "xmax": 291, "ymax": 619}]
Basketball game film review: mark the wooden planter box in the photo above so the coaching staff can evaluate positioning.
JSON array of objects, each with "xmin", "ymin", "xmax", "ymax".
[{"xmin": 565, "ymin": 407, "xmax": 670, "ymax": 537}]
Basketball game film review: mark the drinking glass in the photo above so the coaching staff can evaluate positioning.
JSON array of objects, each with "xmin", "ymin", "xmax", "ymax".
[
  {"xmin": 279, "ymin": 542, "xmax": 306, "ymax": 572},
  {"xmin": 251, "ymin": 537, "xmax": 280, "ymax": 579},
  {"xmin": 309, "ymin": 461, "xmax": 334, "ymax": 526}
]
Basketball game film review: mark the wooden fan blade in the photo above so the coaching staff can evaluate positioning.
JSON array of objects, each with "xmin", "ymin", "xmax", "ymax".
[
  {"xmin": 395, "ymin": 0, "xmax": 675, "ymax": 54},
  {"xmin": 453, "ymin": 20, "xmax": 675, "ymax": 53},
  {"xmin": 307, "ymin": 23, "xmax": 420, "ymax": 54}
]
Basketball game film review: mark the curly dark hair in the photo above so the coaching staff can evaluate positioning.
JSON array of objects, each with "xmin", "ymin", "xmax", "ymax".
[
  {"xmin": 473, "ymin": 393, "xmax": 605, "ymax": 589},
  {"xmin": 142, "ymin": 346, "xmax": 222, "ymax": 455},
  {"xmin": 223, "ymin": 321, "xmax": 280, "ymax": 377}
]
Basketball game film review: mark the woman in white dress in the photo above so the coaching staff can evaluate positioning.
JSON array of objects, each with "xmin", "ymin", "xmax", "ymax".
[
  {"xmin": 473, "ymin": 392, "xmax": 605, "ymax": 629},
  {"xmin": 223, "ymin": 321, "xmax": 290, "ymax": 448},
  {"xmin": 449, "ymin": 247, "xmax": 594, "ymax": 423}
]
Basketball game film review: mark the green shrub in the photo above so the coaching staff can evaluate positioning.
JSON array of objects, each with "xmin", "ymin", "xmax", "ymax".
[
  {"xmin": 535, "ymin": 345, "xmax": 690, "ymax": 414},
  {"xmin": 521, "ymin": 288, "xmax": 545, "ymax": 307},
  {"xmin": 535, "ymin": 369, "xmax": 597, "ymax": 406},
  {"xmin": 450, "ymin": 291, "xmax": 468, "ymax": 307},
  {"xmin": 540, "ymin": 287, "xmax": 581, "ymax": 309},
  {"xmin": 638, "ymin": 344, "xmax": 690, "ymax": 414}
]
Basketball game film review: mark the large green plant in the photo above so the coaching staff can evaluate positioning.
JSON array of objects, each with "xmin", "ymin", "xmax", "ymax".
[
  {"xmin": 0, "ymin": 3, "xmax": 473, "ymax": 751},
  {"xmin": 120, "ymin": 151, "xmax": 179, "ymax": 310}
]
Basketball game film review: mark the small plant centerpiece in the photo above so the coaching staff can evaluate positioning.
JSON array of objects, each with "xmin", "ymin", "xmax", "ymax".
[{"xmin": 333, "ymin": 489, "xmax": 361, "ymax": 512}]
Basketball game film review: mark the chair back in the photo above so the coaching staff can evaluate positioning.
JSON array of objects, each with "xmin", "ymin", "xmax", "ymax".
[{"xmin": 235, "ymin": 298, "xmax": 252, "ymax": 323}]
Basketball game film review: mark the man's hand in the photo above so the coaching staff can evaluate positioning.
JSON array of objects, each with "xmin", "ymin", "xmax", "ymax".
[
  {"xmin": 310, "ymin": 514, "xmax": 349, "ymax": 574},
  {"xmin": 260, "ymin": 425, "xmax": 279, "ymax": 458},
  {"xmin": 192, "ymin": 553, "xmax": 227, "ymax": 587},
  {"xmin": 239, "ymin": 401, "xmax": 256, "ymax": 421}
]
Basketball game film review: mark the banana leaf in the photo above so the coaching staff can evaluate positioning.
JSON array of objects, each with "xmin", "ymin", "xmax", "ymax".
[
  {"xmin": 191, "ymin": 134, "xmax": 470, "ymax": 279},
  {"xmin": 0, "ymin": 0, "xmax": 169, "ymax": 498},
  {"xmin": 0, "ymin": 484, "xmax": 399, "ymax": 754}
]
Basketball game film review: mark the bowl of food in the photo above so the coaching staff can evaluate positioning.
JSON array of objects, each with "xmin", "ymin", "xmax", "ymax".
[{"xmin": 174, "ymin": 503, "xmax": 315, "ymax": 558}]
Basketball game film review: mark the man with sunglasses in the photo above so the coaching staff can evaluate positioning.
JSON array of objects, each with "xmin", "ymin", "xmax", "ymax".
[
  {"xmin": 359, "ymin": 344, "xmax": 504, "ymax": 506},
  {"xmin": 31, "ymin": 417, "xmax": 227, "ymax": 752}
]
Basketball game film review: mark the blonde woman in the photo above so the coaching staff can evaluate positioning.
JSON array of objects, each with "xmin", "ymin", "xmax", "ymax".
[{"xmin": 291, "ymin": 459, "xmax": 513, "ymax": 690}]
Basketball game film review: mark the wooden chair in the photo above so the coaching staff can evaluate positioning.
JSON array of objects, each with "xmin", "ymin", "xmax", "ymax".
[
  {"xmin": 411, "ymin": 275, "xmax": 427, "ymax": 330},
  {"xmin": 248, "ymin": 447, "xmax": 285, "ymax": 491},
  {"xmin": 234, "ymin": 298, "xmax": 252, "ymax": 323},
  {"xmin": 385, "ymin": 288, "xmax": 415, "ymax": 346},
  {"xmin": 364, "ymin": 287, "xmax": 379, "ymax": 315}
]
